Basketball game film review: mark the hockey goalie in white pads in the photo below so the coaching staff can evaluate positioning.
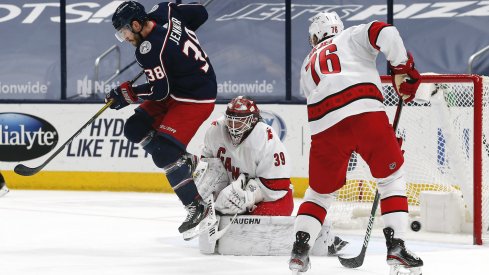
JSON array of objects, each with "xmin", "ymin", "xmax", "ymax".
[{"xmin": 196, "ymin": 96, "xmax": 348, "ymax": 256}]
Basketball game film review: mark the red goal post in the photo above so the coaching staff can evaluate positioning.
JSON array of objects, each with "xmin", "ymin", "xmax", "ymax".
[{"xmin": 330, "ymin": 74, "xmax": 488, "ymax": 245}]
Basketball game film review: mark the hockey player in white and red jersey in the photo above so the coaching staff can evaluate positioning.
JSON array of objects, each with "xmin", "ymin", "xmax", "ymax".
[
  {"xmin": 195, "ymin": 96, "xmax": 348, "ymax": 256},
  {"xmin": 202, "ymin": 96, "xmax": 294, "ymax": 216},
  {"xmin": 289, "ymin": 12, "xmax": 423, "ymax": 274}
]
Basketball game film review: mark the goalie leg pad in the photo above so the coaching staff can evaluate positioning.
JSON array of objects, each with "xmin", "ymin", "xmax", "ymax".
[
  {"xmin": 208, "ymin": 215, "xmax": 341, "ymax": 256},
  {"xmin": 193, "ymin": 158, "xmax": 229, "ymax": 200}
]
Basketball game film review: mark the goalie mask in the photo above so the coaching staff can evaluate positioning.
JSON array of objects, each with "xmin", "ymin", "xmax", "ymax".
[
  {"xmin": 225, "ymin": 96, "xmax": 261, "ymax": 146},
  {"xmin": 112, "ymin": 1, "xmax": 148, "ymax": 42},
  {"xmin": 308, "ymin": 11, "xmax": 344, "ymax": 46}
]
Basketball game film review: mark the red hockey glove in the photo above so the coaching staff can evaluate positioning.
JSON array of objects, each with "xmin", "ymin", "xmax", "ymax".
[
  {"xmin": 105, "ymin": 81, "xmax": 138, "ymax": 110},
  {"xmin": 389, "ymin": 52, "xmax": 421, "ymax": 103}
]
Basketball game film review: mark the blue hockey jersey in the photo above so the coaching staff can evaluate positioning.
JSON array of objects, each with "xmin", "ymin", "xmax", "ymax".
[{"xmin": 133, "ymin": 2, "xmax": 216, "ymax": 102}]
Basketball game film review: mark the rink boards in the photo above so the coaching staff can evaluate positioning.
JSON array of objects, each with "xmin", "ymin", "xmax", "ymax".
[{"xmin": 0, "ymin": 103, "xmax": 471, "ymax": 199}]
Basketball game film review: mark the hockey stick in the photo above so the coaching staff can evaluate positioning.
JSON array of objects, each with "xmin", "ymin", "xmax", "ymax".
[
  {"xmin": 338, "ymin": 96, "xmax": 404, "ymax": 268},
  {"xmin": 14, "ymin": 70, "xmax": 145, "ymax": 176},
  {"xmin": 0, "ymin": 171, "xmax": 9, "ymax": 197},
  {"xmin": 208, "ymin": 213, "xmax": 238, "ymax": 242}
]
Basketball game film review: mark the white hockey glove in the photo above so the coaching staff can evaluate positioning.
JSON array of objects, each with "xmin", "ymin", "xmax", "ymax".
[{"xmin": 215, "ymin": 174, "xmax": 263, "ymax": 214}]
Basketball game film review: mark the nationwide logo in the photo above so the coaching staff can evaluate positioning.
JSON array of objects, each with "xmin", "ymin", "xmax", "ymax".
[
  {"xmin": 216, "ymin": 2, "xmax": 489, "ymax": 21},
  {"xmin": 0, "ymin": 113, "xmax": 58, "ymax": 162},
  {"xmin": 77, "ymin": 75, "xmax": 118, "ymax": 97},
  {"xmin": 261, "ymin": 110, "xmax": 287, "ymax": 142},
  {"xmin": 0, "ymin": 1, "xmax": 123, "ymax": 24}
]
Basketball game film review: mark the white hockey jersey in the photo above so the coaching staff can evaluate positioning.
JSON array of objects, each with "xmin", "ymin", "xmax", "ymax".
[
  {"xmin": 300, "ymin": 21, "xmax": 408, "ymax": 135},
  {"xmin": 201, "ymin": 118, "xmax": 291, "ymax": 202}
]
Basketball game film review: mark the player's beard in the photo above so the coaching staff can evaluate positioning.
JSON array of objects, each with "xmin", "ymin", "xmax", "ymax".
[{"xmin": 131, "ymin": 33, "xmax": 144, "ymax": 47}]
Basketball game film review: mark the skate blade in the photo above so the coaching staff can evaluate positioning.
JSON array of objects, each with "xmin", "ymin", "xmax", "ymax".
[
  {"xmin": 289, "ymin": 265, "xmax": 302, "ymax": 275},
  {"xmin": 390, "ymin": 265, "xmax": 422, "ymax": 275},
  {"xmin": 289, "ymin": 260, "xmax": 310, "ymax": 274}
]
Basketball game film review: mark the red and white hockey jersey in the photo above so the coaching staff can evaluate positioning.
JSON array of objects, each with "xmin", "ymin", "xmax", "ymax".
[
  {"xmin": 300, "ymin": 21, "xmax": 408, "ymax": 135},
  {"xmin": 201, "ymin": 118, "xmax": 291, "ymax": 202}
]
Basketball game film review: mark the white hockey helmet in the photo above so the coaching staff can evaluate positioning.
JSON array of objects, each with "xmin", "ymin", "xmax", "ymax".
[{"xmin": 308, "ymin": 11, "xmax": 344, "ymax": 46}]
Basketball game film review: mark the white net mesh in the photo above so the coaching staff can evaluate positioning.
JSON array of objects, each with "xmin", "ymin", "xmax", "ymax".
[{"xmin": 327, "ymin": 74, "xmax": 488, "ymax": 244}]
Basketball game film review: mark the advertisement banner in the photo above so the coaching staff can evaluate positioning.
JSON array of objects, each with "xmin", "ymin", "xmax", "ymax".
[{"xmin": 1, "ymin": 0, "xmax": 488, "ymax": 102}]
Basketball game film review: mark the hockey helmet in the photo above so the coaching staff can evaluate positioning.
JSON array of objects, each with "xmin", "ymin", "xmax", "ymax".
[
  {"xmin": 225, "ymin": 96, "xmax": 261, "ymax": 146},
  {"xmin": 308, "ymin": 11, "xmax": 344, "ymax": 46},
  {"xmin": 112, "ymin": 1, "xmax": 147, "ymax": 42}
]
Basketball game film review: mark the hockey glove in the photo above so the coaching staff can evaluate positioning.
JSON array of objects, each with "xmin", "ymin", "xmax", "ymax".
[
  {"xmin": 389, "ymin": 52, "xmax": 421, "ymax": 103},
  {"xmin": 105, "ymin": 81, "xmax": 138, "ymax": 110},
  {"xmin": 215, "ymin": 174, "xmax": 263, "ymax": 214}
]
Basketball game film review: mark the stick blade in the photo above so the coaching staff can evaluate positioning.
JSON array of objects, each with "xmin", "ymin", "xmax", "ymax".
[
  {"xmin": 338, "ymin": 254, "xmax": 365, "ymax": 268},
  {"xmin": 14, "ymin": 164, "xmax": 40, "ymax": 176}
]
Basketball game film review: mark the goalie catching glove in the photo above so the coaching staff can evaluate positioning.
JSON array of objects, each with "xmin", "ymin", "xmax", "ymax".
[
  {"xmin": 389, "ymin": 52, "xmax": 421, "ymax": 103},
  {"xmin": 105, "ymin": 81, "xmax": 138, "ymax": 110},
  {"xmin": 215, "ymin": 174, "xmax": 264, "ymax": 214}
]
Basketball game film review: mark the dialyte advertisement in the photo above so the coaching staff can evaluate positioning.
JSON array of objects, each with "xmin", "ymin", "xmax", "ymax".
[{"xmin": 0, "ymin": 0, "xmax": 488, "ymax": 100}]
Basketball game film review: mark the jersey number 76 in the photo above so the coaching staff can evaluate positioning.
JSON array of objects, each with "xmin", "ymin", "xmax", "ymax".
[{"xmin": 305, "ymin": 44, "xmax": 341, "ymax": 85}]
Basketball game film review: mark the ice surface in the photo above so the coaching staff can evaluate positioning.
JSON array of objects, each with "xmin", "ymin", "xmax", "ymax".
[{"xmin": 0, "ymin": 191, "xmax": 487, "ymax": 275}]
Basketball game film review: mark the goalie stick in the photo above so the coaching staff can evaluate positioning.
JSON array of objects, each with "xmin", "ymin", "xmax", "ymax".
[
  {"xmin": 14, "ymin": 70, "xmax": 145, "ymax": 176},
  {"xmin": 338, "ymin": 96, "xmax": 404, "ymax": 268}
]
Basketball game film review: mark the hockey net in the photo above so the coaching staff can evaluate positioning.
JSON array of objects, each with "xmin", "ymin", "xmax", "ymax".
[{"xmin": 328, "ymin": 74, "xmax": 489, "ymax": 245}]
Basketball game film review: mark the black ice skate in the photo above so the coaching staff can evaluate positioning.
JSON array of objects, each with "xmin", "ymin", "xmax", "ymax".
[
  {"xmin": 328, "ymin": 236, "xmax": 349, "ymax": 256},
  {"xmin": 289, "ymin": 231, "xmax": 311, "ymax": 274},
  {"xmin": 0, "ymin": 173, "xmax": 9, "ymax": 198},
  {"xmin": 178, "ymin": 197, "xmax": 214, "ymax": 241},
  {"xmin": 383, "ymin": 227, "xmax": 423, "ymax": 275}
]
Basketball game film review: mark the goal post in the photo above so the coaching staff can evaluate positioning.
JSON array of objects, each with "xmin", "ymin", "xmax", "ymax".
[{"xmin": 329, "ymin": 74, "xmax": 488, "ymax": 245}]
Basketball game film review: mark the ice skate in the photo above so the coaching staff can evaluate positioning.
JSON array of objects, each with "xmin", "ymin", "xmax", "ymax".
[
  {"xmin": 328, "ymin": 236, "xmax": 349, "ymax": 256},
  {"xmin": 289, "ymin": 231, "xmax": 311, "ymax": 274},
  {"xmin": 384, "ymin": 227, "xmax": 423, "ymax": 275},
  {"xmin": 179, "ymin": 197, "xmax": 217, "ymax": 241},
  {"xmin": 0, "ymin": 174, "xmax": 9, "ymax": 198}
]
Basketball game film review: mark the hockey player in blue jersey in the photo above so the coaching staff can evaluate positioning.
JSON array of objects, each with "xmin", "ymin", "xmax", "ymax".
[{"xmin": 106, "ymin": 1, "xmax": 217, "ymax": 240}]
